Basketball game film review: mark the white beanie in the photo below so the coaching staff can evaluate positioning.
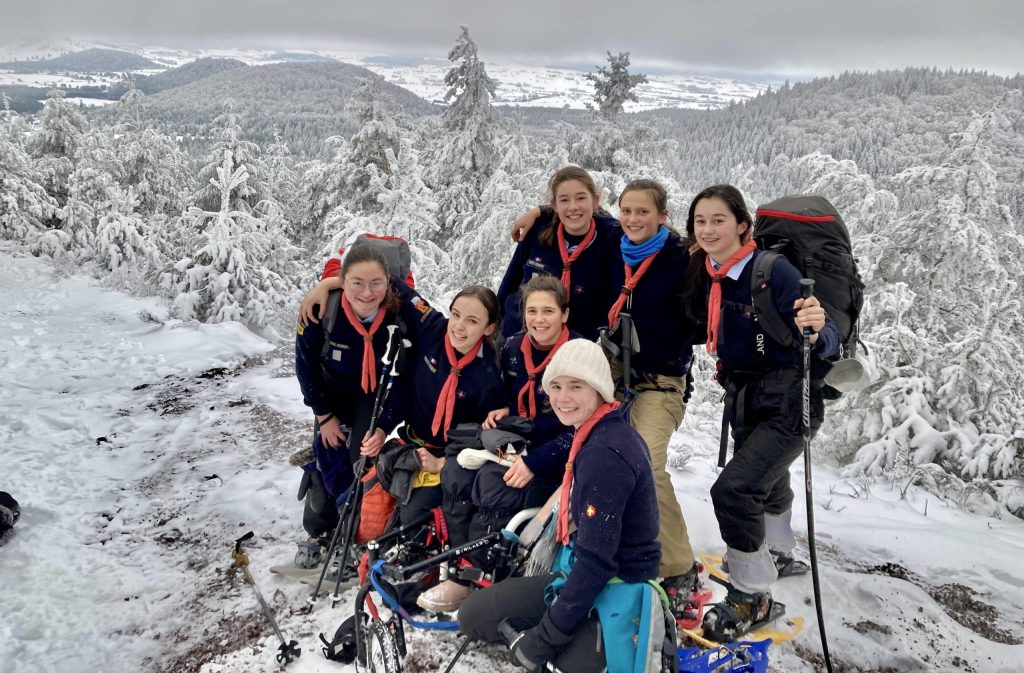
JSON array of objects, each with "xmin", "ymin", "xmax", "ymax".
[{"xmin": 541, "ymin": 339, "xmax": 615, "ymax": 403}]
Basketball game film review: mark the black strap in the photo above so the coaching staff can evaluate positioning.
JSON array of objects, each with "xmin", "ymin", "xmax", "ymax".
[{"xmin": 319, "ymin": 288, "xmax": 343, "ymax": 363}]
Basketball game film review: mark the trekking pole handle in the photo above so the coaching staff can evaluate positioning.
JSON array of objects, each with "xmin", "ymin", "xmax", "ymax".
[
  {"xmin": 800, "ymin": 279, "xmax": 815, "ymax": 336},
  {"xmin": 381, "ymin": 324, "xmax": 401, "ymax": 366}
]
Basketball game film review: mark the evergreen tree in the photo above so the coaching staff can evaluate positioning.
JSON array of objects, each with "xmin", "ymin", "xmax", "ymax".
[
  {"xmin": 440, "ymin": 25, "xmax": 498, "ymax": 176},
  {"xmin": 0, "ymin": 98, "xmax": 58, "ymax": 243},
  {"xmin": 193, "ymin": 109, "xmax": 271, "ymax": 214},
  {"xmin": 30, "ymin": 87, "xmax": 88, "ymax": 214},
  {"xmin": 585, "ymin": 52, "xmax": 648, "ymax": 119}
]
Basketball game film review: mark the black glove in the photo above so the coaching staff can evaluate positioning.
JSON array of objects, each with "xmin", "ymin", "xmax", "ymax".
[
  {"xmin": 445, "ymin": 423, "xmax": 483, "ymax": 455},
  {"xmin": 510, "ymin": 613, "xmax": 573, "ymax": 672}
]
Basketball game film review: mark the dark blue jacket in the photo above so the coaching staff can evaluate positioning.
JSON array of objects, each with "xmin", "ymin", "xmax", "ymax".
[
  {"xmin": 715, "ymin": 249, "xmax": 840, "ymax": 373},
  {"xmin": 496, "ymin": 210, "xmax": 620, "ymax": 340},
  {"xmin": 548, "ymin": 412, "xmax": 661, "ymax": 634},
  {"xmin": 499, "ymin": 330, "xmax": 576, "ymax": 478},
  {"xmin": 393, "ymin": 283, "xmax": 505, "ymax": 448},
  {"xmin": 294, "ymin": 299, "xmax": 402, "ymax": 434},
  {"xmin": 609, "ymin": 230, "xmax": 700, "ymax": 379}
]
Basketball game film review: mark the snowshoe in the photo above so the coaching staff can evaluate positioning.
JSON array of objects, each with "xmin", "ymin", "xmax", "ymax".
[
  {"xmin": 294, "ymin": 540, "xmax": 324, "ymax": 569},
  {"xmin": 701, "ymin": 585, "xmax": 782, "ymax": 643},
  {"xmin": 662, "ymin": 562, "xmax": 713, "ymax": 630},
  {"xmin": 770, "ymin": 551, "xmax": 809, "ymax": 577},
  {"xmin": 678, "ymin": 638, "xmax": 770, "ymax": 673}
]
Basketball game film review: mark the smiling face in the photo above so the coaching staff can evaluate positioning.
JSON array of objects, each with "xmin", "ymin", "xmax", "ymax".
[
  {"xmin": 341, "ymin": 260, "xmax": 389, "ymax": 319},
  {"xmin": 619, "ymin": 189, "xmax": 667, "ymax": 244},
  {"xmin": 553, "ymin": 178, "xmax": 599, "ymax": 236},
  {"xmin": 524, "ymin": 290, "xmax": 568, "ymax": 347},
  {"xmin": 693, "ymin": 196, "xmax": 750, "ymax": 264},
  {"xmin": 448, "ymin": 295, "xmax": 496, "ymax": 355},
  {"xmin": 546, "ymin": 375, "xmax": 603, "ymax": 428}
]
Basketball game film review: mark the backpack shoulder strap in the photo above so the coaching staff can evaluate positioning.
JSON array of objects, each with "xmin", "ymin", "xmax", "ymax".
[
  {"xmin": 749, "ymin": 251, "xmax": 795, "ymax": 349},
  {"xmin": 320, "ymin": 289, "xmax": 343, "ymax": 362}
]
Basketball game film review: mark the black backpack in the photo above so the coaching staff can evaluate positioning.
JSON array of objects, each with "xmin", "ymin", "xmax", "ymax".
[{"xmin": 749, "ymin": 195, "xmax": 865, "ymax": 394}]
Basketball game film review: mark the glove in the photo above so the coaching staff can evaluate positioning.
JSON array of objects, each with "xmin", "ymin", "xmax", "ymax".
[
  {"xmin": 445, "ymin": 423, "xmax": 483, "ymax": 455},
  {"xmin": 510, "ymin": 612, "xmax": 573, "ymax": 672}
]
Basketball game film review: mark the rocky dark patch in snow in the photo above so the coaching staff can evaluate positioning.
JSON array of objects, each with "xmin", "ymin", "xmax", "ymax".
[{"xmin": 792, "ymin": 643, "xmax": 904, "ymax": 673}]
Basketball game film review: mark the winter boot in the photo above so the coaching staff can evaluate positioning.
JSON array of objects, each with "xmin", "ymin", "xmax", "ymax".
[
  {"xmin": 701, "ymin": 585, "xmax": 777, "ymax": 642},
  {"xmin": 415, "ymin": 579, "xmax": 474, "ymax": 613},
  {"xmin": 294, "ymin": 539, "xmax": 324, "ymax": 569},
  {"xmin": 661, "ymin": 561, "xmax": 711, "ymax": 627},
  {"xmin": 771, "ymin": 550, "xmax": 809, "ymax": 577}
]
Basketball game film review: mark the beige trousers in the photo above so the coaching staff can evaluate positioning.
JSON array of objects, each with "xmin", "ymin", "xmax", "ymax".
[{"xmin": 611, "ymin": 359, "xmax": 695, "ymax": 577}]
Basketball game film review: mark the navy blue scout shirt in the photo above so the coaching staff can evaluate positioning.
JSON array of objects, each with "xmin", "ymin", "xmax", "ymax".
[
  {"xmin": 715, "ymin": 249, "xmax": 840, "ymax": 372},
  {"xmin": 548, "ymin": 412, "xmax": 661, "ymax": 635},
  {"xmin": 295, "ymin": 300, "xmax": 402, "ymax": 434},
  {"xmin": 610, "ymin": 231, "xmax": 700, "ymax": 378},
  {"xmin": 499, "ymin": 331, "xmax": 576, "ymax": 478},
  {"xmin": 496, "ymin": 210, "xmax": 620, "ymax": 341},
  {"xmin": 393, "ymin": 283, "xmax": 506, "ymax": 448}
]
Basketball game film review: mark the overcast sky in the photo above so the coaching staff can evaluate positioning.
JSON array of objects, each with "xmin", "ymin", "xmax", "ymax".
[{"xmin": 3, "ymin": 0, "xmax": 1022, "ymax": 78}]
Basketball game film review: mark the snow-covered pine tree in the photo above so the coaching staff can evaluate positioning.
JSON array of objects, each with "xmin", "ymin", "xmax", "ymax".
[
  {"xmin": 171, "ymin": 149, "xmax": 298, "ymax": 329},
  {"xmin": 426, "ymin": 25, "xmax": 501, "ymax": 246},
  {"xmin": 193, "ymin": 108, "xmax": 271, "ymax": 215},
  {"xmin": 264, "ymin": 129, "xmax": 302, "ymax": 243},
  {"xmin": 846, "ymin": 111, "xmax": 1024, "ymax": 496},
  {"xmin": 336, "ymin": 76, "xmax": 405, "ymax": 214},
  {"xmin": 0, "ymin": 97, "xmax": 58, "ymax": 244},
  {"xmin": 585, "ymin": 51, "xmax": 648, "ymax": 119},
  {"xmin": 30, "ymin": 87, "xmax": 88, "ymax": 217}
]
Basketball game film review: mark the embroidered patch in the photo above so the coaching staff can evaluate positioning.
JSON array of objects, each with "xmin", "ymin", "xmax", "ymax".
[
  {"xmin": 585, "ymin": 504, "xmax": 597, "ymax": 518},
  {"xmin": 413, "ymin": 298, "xmax": 431, "ymax": 315}
]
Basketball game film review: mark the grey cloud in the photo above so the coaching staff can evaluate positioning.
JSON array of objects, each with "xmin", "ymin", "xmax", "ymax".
[{"xmin": 1, "ymin": 0, "xmax": 1021, "ymax": 76}]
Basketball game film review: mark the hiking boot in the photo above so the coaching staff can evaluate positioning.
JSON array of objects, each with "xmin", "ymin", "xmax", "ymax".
[
  {"xmin": 771, "ymin": 550, "xmax": 809, "ymax": 577},
  {"xmin": 661, "ymin": 562, "xmax": 709, "ymax": 625},
  {"xmin": 701, "ymin": 585, "xmax": 774, "ymax": 642},
  {"xmin": 415, "ymin": 579, "xmax": 474, "ymax": 613},
  {"xmin": 294, "ymin": 539, "xmax": 324, "ymax": 569}
]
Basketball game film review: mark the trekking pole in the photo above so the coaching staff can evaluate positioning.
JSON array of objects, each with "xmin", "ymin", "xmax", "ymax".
[
  {"xmin": 309, "ymin": 325, "xmax": 408, "ymax": 607},
  {"xmin": 620, "ymin": 312, "xmax": 635, "ymax": 413},
  {"xmin": 232, "ymin": 531, "xmax": 301, "ymax": 665},
  {"xmin": 800, "ymin": 279, "xmax": 835, "ymax": 673}
]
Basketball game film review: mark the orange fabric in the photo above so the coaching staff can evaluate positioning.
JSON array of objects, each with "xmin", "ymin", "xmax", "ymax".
[
  {"xmin": 704, "ymin": 241, "xmax": 757, "ymax": 354},
  {"xmin": 556, "ymin": 402, "xmax": 620, "ymax": 545},
  {"xmin": 557, "ymin": 220, "xmax": 597, "ymax": 289},
  {"xmin": 341, "ymin": 294, "xmax": 388, "ymax": 393},
  {"xmin": 355, "ymin": 466, "xmax": 396, "ymax": 544},
  {"xmin": 516, "ymin": 326, "xmax": 570, "ymax": 419},
  {"xmin": 430, "ymin": 334, "xmax": 484, "ymax": 440},
  {"xmin": 607, "ymin": 253, "xmax": 660, "ymax": 331}
]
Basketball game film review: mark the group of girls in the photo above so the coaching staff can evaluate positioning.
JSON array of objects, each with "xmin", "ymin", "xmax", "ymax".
[{"xmin": 294, "ymin": 167, "xmax": 836, "ymax": 672}]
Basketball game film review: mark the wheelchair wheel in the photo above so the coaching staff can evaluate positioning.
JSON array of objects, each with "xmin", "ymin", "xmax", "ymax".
[{"xmin": 365, "ymin": 619, "xmax": 402, "ymax": 673}]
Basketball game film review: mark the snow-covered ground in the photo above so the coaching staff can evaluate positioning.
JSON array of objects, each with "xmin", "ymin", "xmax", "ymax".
[{"xmin": 2, "ymin": 247, "xmax": 1022, "ymax": 673}]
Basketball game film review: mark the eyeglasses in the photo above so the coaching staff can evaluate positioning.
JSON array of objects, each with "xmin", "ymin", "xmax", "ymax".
[{"xmin": 347, "ymin": 279, "xmax": 388, "ymax": 292}]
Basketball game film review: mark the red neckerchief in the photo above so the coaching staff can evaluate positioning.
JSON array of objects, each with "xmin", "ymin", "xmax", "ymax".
[
  {"xmin": 430, "ymin": 333, "xmax": 484, "ymax": 440},
  {"xmin": 557, "ymin": 220, "xmax": 597, "ymax": 290},
  {"xmin": 607, "ymin": 253, "xmax": 659, "ymax": 331},
  {"xmin": 516, "ymin": 326, "xmax": 569, "ymax": 419},
  {"xmin": 556, "ymin": 401, "xmax": 620, "ymax": 545},
  {"xmin": 341, "ymin": 294, "xmax": 388, "ymax": 393},
  {"xmin": 704, "ymin": 241, "xmax": 757, "ymax": 353}
]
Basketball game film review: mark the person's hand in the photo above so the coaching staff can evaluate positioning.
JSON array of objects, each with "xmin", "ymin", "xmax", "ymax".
[
  {"xmin": 503, "ymin": 458, "xmax": 534, "ymax": 489},
  {"xmin": 318, "ymin": 417, "xmax": 347, "ymax": 449},
  {"xmin": 508, "ymin": 613, "xmax": 572, "ymax": 671},
  {"xmin": 482, "ymin": 407, "xmax": 510, "ymax": 430},
  {"xmin": 360, "ymin": 428, "xmax": 386, "ymax": 457},
  {"xmin": 793, "ymin": 295, "xmax": 827, "ymax": 344},
  {"xmin": 299, "ymin": 276, "xmax": 343, "ymax": 327},
  {"xmin": 416, "ymin": 447, "xmax": 446, "ymax": 474},
  {"xmin": 511, "ymin": 207, "xmax": 542, "ymax": 242}
]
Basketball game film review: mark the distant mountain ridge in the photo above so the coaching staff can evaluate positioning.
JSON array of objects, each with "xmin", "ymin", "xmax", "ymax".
[{"xmin": 0, "ymin": 47, "xmax": 158, "ymax": 73}]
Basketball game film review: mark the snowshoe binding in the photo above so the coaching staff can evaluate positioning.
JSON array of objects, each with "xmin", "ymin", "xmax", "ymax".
[
  {"xmin": 294, "ymin": 539, "xmax": 324, "ymax": 569},
  {"xmin": 701, "ymin": 585, "xmax": 784, "ymax": 643},
  {"xmin": 662, "ymin": 562, "xmax": 713, "ymax": 630}
]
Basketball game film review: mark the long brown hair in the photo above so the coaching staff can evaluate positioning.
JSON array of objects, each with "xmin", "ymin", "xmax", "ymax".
[
  {"xmin": 450, "ymin": 284, "xmax": 501, "ymax": 351},
  {"xmin": 682, "ymin": 184, "xmax": 753, "ymax": 323},
  {"xmin": 538, "ymin": 166, "xmax": 600, "ymax": 247}
]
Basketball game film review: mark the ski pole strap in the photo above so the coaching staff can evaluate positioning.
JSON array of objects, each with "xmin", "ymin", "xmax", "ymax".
[{"xmin": 369, "ymin": 560, "xmax": 460, "ymax": 631}]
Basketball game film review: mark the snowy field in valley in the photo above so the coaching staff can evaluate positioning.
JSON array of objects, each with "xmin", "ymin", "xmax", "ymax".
[{"xmin": 2, "ymin": 246, "xmax": 1022, "ymax": 673}]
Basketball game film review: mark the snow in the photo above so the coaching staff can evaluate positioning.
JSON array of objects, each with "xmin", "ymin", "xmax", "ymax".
[{"xmin": 2, "ymin": 246, "xmax": 1023, "ymax": 673}]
